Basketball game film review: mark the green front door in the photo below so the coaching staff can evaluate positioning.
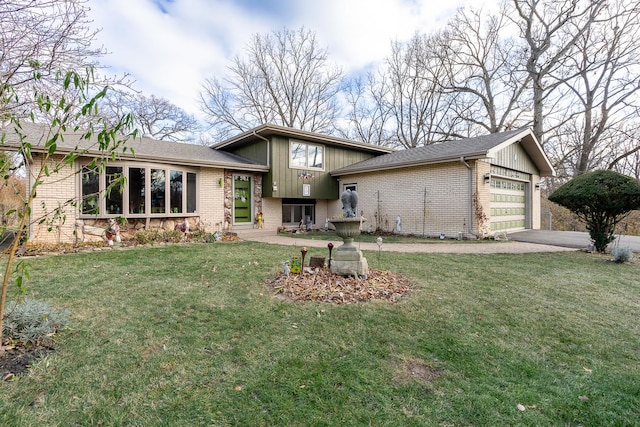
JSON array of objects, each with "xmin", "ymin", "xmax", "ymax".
[{"xmin": 234, "ymin": 175, "xmax": 252, "ymax": 223}]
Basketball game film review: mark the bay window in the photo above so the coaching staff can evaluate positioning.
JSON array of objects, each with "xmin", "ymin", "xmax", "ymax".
[{"xmin": 80, "ymin": 163, "xmax": 198, "ymax": 217}]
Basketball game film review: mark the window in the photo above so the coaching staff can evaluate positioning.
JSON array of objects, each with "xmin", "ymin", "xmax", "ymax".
[
  {"xmin": 290, "ymin": 141, "xmax": 324, "ymax": 170},
  {"xmin": 80, "ymin": 163, "xmax": 198, "ymax": 217},
  {"xmin": 343, "ymin": 183, "xmax": 357, "ymax": 192},
  {"xmin": 106, "ymin": 166, "xmax": 123, "ymax": 215},
  {"xmin": 150, "ymin": 169, "xmax": 166, "ymax": 213},
  {"xmin": 129, "ymin": 168, "xmax": 145, "ymax": 214},
  {"xmin": 187, "ymin": 172, "xmax": 196, "ymax": 213},
  {"xmin": 81, "ymin": 166, "xmax": 99, "ymax": 215},
  {"xmin": 282, "ymin": 199, "xmax": 316, "ymax": 225},
  {"xmin": 170, "ymin": 170, "xmax": 183, "ymax": 213}
]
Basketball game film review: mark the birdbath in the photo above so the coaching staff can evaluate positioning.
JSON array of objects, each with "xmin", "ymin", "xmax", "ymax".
[
  {"xmin": 328, "ymin": 216, "xmax": 369, "ymax": 277},
  {"xmin": 331, "ymin": 217, "xmax": 362, "ymax": 247}
]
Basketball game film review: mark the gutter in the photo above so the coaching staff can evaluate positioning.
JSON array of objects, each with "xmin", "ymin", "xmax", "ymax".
[{"xmin": 331, "ymin": 153, "xmax": 488, "ymax": 177}]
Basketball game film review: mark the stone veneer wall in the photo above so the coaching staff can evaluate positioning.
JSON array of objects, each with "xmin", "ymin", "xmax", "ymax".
[{"xmin": 223, "ymin": 171, "xmax": 263, "ymax": 230}]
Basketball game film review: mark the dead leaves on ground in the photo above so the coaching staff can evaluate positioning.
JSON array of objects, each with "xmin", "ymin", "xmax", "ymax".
[{"xmin": 267, "ymin": 267, "xmax": 412, "ymax": 304}]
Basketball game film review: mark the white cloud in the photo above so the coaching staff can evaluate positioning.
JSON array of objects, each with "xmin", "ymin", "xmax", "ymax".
[
  {"xmin": 290, "ymin": 0, "xmax": 462, "ymax": 72},
  {"xmin": 89, "ymin": 0, "xmax": 269, "ymax": 115},
  {"xmin": 88, "ymin": 0, "xmax": 494, "ymax": 117}
]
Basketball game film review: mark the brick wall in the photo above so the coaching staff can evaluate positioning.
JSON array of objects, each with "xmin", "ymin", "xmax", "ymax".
[
  {"xmin": 475, "ymin": 160, "xmax": 492, "ymax": 236},
  {"xmin": 341, "ymin": 161, "xmax": 483, "ymax": 238},
  {"xmin": 27, "ymin": 154, "xmax": 80, "ymax": 243},
  {"xmin": 531, "ymin": 173, "xmax": 542, "ymax": 229},
  {"xmin": 198, "ymin": 168, "xmax": 225, "ymax": 232}
]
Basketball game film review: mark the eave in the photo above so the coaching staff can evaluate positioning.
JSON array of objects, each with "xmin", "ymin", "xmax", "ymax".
[{"xmin": 213, "ymin": 124, "xmax": 394, "ymax": 155}]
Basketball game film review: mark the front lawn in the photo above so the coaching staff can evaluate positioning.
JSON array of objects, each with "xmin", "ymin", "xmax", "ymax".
[{"xmin": 1, "ymin": 242, "xmax": 638, "ymax": 426}]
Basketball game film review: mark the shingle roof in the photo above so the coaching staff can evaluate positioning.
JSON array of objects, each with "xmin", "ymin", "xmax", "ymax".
[
  {"xmin": 213, "ymin": 123, "xmax": 394, "ymax": 155},
  {"xmin": 1, "ymin": 123, "xmax": 268, "ymax": 171},
  {"xmin": 330, "ymin": 128, "xmax": 555, "ymax": 177}
]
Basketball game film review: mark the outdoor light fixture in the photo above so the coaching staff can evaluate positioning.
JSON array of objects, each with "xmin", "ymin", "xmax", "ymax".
[
  {"xmin": 484, "ymin": 173, "xmax": 491, "ymax": 184},
  {"xmin": 535, "ymin": 183, "xmax": 541, "ymax": 190}
]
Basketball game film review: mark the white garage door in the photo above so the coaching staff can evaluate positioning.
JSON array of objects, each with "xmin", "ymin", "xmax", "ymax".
[{"xmin": 490, "ymin": 178, "xmax": 526, "ymax": 232}]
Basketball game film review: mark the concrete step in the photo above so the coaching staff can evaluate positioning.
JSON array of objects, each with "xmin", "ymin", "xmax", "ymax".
[{"xmin": 233, "ymin": 227, "xmax": 277, "ymax": 239}]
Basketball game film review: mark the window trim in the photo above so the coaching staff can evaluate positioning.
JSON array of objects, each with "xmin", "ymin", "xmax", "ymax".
[
  {"xmin": 282, "ymin": 198, "xmax": 316, "ymax": 226},
  {"xmin": 78, "ymin": 162, "xmax": 199, "ymax": 219},
  {"xmin": 289, "ymin": 140, "xmax": 325, "ymax": 171},
  {"xmin": 343, "ymin": 183, "xmax": 357, "ymax": 193}
]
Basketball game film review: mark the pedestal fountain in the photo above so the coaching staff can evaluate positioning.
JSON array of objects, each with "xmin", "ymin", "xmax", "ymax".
[{"xmin": 329, "ymin": 190, "xmax": 369, "ymax": 278}]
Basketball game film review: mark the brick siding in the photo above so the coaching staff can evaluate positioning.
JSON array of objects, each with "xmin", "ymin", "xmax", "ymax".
[{"xmin": 341, "ymin": 161, "xmax": 484, "ymax": 238}]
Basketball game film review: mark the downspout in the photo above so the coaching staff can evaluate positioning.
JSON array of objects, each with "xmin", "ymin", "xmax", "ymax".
[{"xmin": 460, "ymin": 157, "xmax": 473, "ymax": 236}]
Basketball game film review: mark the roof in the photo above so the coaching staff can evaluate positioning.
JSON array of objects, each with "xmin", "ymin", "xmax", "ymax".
[
  {"xmin": 330, "ymin": 128, "xmax": 556, "ymax": 177},
  {"xmin": 1, "ymin": 123, "xmax": 269, "ymax": 171},
  {"xmin": 213, "ymin": 123, "xmax": 395, "ymax": 155}
]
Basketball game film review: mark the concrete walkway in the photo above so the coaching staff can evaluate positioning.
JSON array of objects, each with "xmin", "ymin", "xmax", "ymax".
[
  {"xmin": 234, "ymin": 229, "xmax": 578, "ymax": 254},
  {"xmin": 510, "ymin": 230, "xmax": 640, "ymax": 252}
]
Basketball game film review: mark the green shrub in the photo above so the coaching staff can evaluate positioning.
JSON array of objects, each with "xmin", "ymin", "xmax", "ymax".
[
  {"xmin": 549, "ymin": 170, "xmax": 640, "ymax": 252},
  {"xmin": 2, "ymin": 298, "xmax": 70, "ymax": 346},
  {"xmin": 133, "ymin": 230, "xmax": 160, "ymax": 245},
  {"xmin": 162, "ymin": 230, "xmax": 183, "ymax": 243},
  {"xmin": 611, "ymin": 246, "xmax": 635, "ymax": 263},
  {"xmin": 133, "ymin": 229, "xmax": 188, "ymax": 245}
]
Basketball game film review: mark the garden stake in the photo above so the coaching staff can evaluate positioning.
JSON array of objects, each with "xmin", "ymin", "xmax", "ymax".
[
  {"xmin": 300, "ymin": 247, "xmax": 308, "ymax": 274},
  {"xmin": 376, "ymin": 236, "xmax": 383, "ymax": 267}
]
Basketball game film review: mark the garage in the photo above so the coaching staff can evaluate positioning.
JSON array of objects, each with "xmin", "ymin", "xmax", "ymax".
[{"xmin": 490, "ymin": 177, "xmax": 527, "ymax": 232}]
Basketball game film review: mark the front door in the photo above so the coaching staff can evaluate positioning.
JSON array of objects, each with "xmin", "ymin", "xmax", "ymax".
[{"xmin": 233, "ymin": 175, "xmax": 252, "ymax": 224}]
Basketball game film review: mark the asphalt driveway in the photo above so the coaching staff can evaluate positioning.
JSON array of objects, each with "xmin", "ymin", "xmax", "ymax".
[{"xmin": 509, "ymin": 230, "xmax": 640, "ymax": 252}]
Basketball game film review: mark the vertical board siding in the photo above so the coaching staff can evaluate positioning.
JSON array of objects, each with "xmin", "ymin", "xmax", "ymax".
[
  {"xmin": 268, "ymin": 136, "xmax": 376, "ymax": 200},
  {"xmin": 493, "ymin": 143, "xmax": 537, "ymax": 174}
]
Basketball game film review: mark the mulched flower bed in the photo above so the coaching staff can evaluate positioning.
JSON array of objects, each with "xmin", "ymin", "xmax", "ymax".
[
  {"xmin": 267, "ymin": 267, "xmax": 413, "ymax": 304},
  {"xmin": 1, "ymin": 345, "xmax": 55, "ymax": 380}
]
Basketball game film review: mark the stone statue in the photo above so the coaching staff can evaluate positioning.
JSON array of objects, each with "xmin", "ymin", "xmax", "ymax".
[
  {"xmin": 340, "ymin": 189, "xmax": 358, "ymax": 218},
  {"xmin": 104, "ymin": 218, "xmax": 121, "ymax": 246}
]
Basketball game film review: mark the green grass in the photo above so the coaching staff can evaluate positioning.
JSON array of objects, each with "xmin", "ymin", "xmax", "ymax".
[{"xmin": 1, "ymin": 242, "xmax": 639, "ymax": 426}]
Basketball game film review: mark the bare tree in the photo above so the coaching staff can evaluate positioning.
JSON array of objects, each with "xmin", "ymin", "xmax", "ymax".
[
  {"xmin": 101, "ymin": 92, "xmax": 200, "ymax": 143},
  {"xmin": 509, "ymin": 0, "xmax": 607, "ymax": 145},
  {"xmin": 437, "ymin": 6, "xmax": 533, "ymax": 135},
  {"xmin": 338, "ymin": 74, "xmax": 394, "ymax": 146},
  {"xmin": 345, "ymin": 9, "xmax": 532, "ymax": 148},
  {"xmin": 200, "ymin": 27, "xmax": 343, "ymax": 140},
  {"xmin": 0, "ymin": 0, "xmax": 108, "ymax": 119},
  {"xmin": 606, "ymin": 121, "xmax": 640, "ymax": 177},
  {"xmin": 562, "ymin": 0, "xmax": 640, "ymax": 175},
  {"xmin": 355, "ymin": 33, "xmax": 463, "ymax": 148}
]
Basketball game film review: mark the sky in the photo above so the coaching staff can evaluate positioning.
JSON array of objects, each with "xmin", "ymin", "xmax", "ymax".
[{"xmin": 87, "ymin": 0, "xmax": 492, "ymax": 119}]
